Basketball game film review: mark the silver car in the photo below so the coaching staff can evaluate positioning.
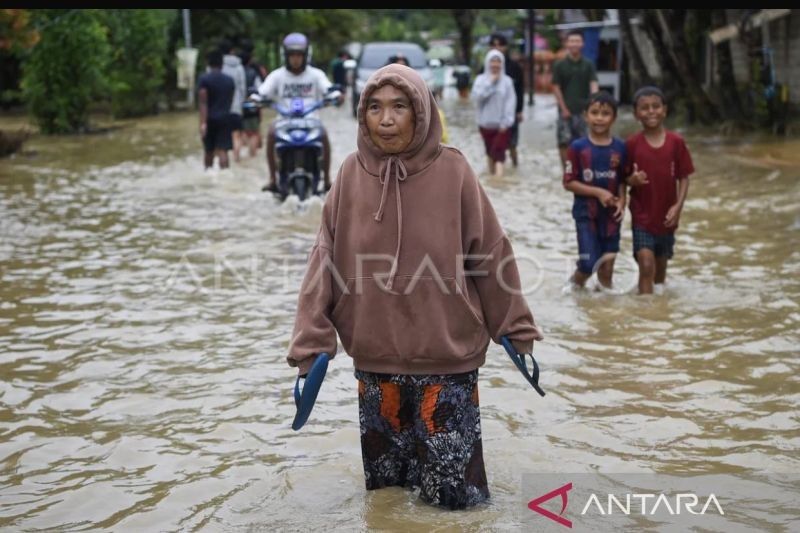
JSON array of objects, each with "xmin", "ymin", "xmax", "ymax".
[{"xmin": 349, "ymin": 42, "xmax": 433, "ymax": 117}]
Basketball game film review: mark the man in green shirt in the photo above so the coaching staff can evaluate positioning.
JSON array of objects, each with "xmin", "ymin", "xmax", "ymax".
[{"xmin": 552, "ymin": 30, "xmax": 599, "ymax": 169}]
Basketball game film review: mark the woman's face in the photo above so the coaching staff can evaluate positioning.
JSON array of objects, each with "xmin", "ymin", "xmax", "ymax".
[{"xmin": 366, "ymin": 84, "xmax": 415, "ymax": 154}]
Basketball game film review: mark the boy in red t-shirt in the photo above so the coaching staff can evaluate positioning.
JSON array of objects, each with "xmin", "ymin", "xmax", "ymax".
[{"xmin": 626, "ymin": 86, "xmax": 695, "ymax": 295}]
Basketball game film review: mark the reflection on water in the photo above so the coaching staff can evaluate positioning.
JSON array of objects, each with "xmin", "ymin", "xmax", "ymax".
[{"xmin": 0, "ymin": 94, "xmax": 798, "ymax": 530}]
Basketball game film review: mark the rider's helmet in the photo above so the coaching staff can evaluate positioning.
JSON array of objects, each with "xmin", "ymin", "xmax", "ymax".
[{"xmin": 283, "ymin": 32, "xmax": 309, "ymax": 73}]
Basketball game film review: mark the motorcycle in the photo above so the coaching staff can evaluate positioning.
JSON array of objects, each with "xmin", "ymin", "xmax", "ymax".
[{"xmin": 246, "ymin": 86, "xmax": 342, "ymax": 202}]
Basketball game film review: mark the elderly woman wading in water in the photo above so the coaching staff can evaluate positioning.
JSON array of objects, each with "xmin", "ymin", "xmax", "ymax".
[{"xmin": 287, "ymin": 64, "xmax": 543, "ymax": 509}]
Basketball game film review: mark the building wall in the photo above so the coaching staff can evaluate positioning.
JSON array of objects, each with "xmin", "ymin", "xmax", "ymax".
[
  {"xmin": 770, "ymin": 10, "xmax": 800, "ymax": 103},
  {"xmin": 726, "ymin": 10, "xmax": 751, "ymax": 85},
  {"xmin": 726, "ymin": 9, "xmax": 799, "ymax": 104}
]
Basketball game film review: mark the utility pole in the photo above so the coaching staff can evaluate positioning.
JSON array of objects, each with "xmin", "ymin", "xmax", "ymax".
[
  {"xmin": 183, "ymin": 9, "xmax": 193, "ymax": 106},
  {"xmin": 527, "ymin": 8, "xmax": 535, "ymax": 106}
]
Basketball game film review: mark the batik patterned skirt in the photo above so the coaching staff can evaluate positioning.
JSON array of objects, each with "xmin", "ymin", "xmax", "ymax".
[{"xmin": 355, "ymin": 369, "xmax": 490, "ymax": 510}]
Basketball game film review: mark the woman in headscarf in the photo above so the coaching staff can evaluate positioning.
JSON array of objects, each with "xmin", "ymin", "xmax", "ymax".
[
  {"xmin": 287, "ymin": 63, "xmax": 542, "ymax": 510},
  {"xmin": 471, "ymin": 49, "xmax": 517, "ymax": 178}
]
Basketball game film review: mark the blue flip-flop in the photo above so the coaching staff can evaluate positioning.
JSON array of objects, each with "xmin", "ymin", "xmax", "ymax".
[
  {"xmin": 292, "ymin": 353, "xmax": 330, "ymax": 431},
  {"xmin": 500, "ymin": 336, "xmax": 545, "ymax": 397}
]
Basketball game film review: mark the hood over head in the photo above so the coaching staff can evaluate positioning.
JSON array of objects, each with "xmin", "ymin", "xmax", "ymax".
[
  {"xmin": 223, "ymin": 54, "xmax": 242, "ymax": 67},
  {"xmin": 483, "ymin": 48, "xmax": 505, "ymax": 73},
  {"xmin": 354, "ymin": 64, "xmax": 444, "ymax": 289},
  {"xmin": 356, "ymin": 63, "xmax": 442, "ymax": 177}
]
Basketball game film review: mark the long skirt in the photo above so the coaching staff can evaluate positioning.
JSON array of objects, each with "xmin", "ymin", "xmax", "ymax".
[{"xmin": 355, "ymin": 369, "xmax": 490, "ymax": 510}]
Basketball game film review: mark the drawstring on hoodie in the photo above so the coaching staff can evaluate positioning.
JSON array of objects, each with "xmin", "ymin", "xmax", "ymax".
[{"xmin": 373, "ymin": 156, "xmax": 408, "ymax": 290}]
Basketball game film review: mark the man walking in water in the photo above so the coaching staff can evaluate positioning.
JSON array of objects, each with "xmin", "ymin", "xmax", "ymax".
[
  {"xmin": 198, "ymin": 50, "xmax": 235, "ymax": 169},
  {"xmin": 552, "ymin": 30, "xmax": 599, "ymax": 171},
  {"xmin": 220, "ymin": 39, "xmax": 247, "ymax": 163}
]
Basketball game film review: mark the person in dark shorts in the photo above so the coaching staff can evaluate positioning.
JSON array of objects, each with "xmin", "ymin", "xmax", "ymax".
[
  {"xmin": 287, "ymin": 64, "xmax": 542, "ymax": 510},
  {"xmin": 625, "ymin": 86, "xmax": 695, "ymax": 295},
  {"xmin": 220, "ymin": 39, "xmax": 246, "ymax": 163},
  {"xmin": 552, "ymin": 30, "xmax": 599, "ymax": 171},
  {"xmin": 240, "ymin": 50, "xmax": 264, "ymax": 157},
  {"xmin": 562, "ymin": 91, "xmax": 627, "ymax": 290},
  {"xmin": 453, "ymin": 64, "xmax": 471, "ymax": 100},
  {"xmin": 198, "ymin": 49, "xmax": 235, "ymax": 169}
]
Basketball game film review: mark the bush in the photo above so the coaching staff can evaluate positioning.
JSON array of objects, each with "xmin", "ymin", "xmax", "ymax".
[
  {"xmin": 20, "ymin": 10, "xmax": 109, "ymax": 134},
  {"xmin": 102, "ymin": 10, "xmax": 171, "ymax": 118}
]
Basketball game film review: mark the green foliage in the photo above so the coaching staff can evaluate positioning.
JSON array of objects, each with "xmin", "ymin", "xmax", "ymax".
[
  {"xmin": 0, "ymin": 9, "xmax": 40, "ymax": 53},
  {"xmin": 371, "ymin": 17, "xmax": 411, "ymax": 42},
  {"xmin": 285, "ymin": 10, "xmax": 364, "ymax": 69},
  {"xmin": 20, "ymin": 9, "xmax": 110, "ymax": 134},
  {"xmin": 473, "ymin": 9, "xmax": 525, "ymax": 37},
  {"xmin": 14, "ymin": 9, "xmax": 564, "ymax": 133},
  {"xmin": 102, "ymin": 10, "xmax": 171, "ymax": 117},
  {"xmin": 541, "ymin": 10, "xmax": 561, "ymax": 51}
]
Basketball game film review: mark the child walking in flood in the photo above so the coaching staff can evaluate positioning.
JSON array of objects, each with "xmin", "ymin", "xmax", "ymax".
[
  {"xmin": 563, "ymin": 91, "xmax": 627, "ymax": 290},
  {"xmin": 625, "ymin": 86, "xmax": 695, "ymax": 295}
]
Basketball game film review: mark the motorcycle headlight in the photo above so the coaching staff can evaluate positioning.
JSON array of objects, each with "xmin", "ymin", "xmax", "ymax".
[
  {"xmin": 306, "ymin": 127, "xmax": 321, "ymax": 140},
  {"xmin": 276, "ymin": 130, "xmax": 293, "ymax": 143}
]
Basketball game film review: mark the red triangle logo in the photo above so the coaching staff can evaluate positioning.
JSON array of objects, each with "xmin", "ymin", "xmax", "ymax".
[{"xmin": 528, "ymin": 482, "xmax": 573, "ymax": 528}]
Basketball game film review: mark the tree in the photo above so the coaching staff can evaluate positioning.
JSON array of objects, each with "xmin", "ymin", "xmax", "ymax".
[
  {"xmin": 287, "ymin": 9, "xmax": 365, "ymax": 70},
  {"xmin": 102, "ymin": 10, "xmax": 172, "ymax": 117},
  {"xmin": 452, "ymin": 9, "xmax": 477, "ymax": 66},
  {"xmin": 0, "ymin": 9, "xmax": 39, "ymax": 52},
  {"xmin": 1, "ymin": 9, "xmax": 40, "ymax": 108},
  {"xmin": 639, "ymin": 9, "xmax": 721, "ymax": 124},
  {"xmin": 21, "ymin": 9, "xmax": 110, "ymax": 133},
  {"xmin": 618, "ymin": 10, "xmax": 654, "ymax": 92}
]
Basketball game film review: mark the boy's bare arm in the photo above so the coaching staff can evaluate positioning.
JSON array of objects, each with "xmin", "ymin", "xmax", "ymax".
[
  {"xmin": 665, "ymin": 177, "xmax": 690, "ymax": 228},
  {"xmin": 676, "ymin": 175, "xmax": 690, "ymax": 205},
  {"xmin": 198, "ymin": 88, "xmax": 208, "ymax": 137},
  {"xmin": 564, "ymin": 180, "xmax": 616, "ymax": 206},
  {"xmin": 626, "ymin": 162, "xmax": 649, "ymax": 187},
  {"xmin": 552, "ymin": 84, "xmax": 570, "ymax": 117},
  {"xmin": 613, "ymin": 185, "xmax": 627, "ymax": 222}
]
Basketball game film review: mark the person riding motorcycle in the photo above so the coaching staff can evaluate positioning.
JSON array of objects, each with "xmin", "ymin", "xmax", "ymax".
[{"xmin": 257, "ymin": 33, "xmax": 343, "ymax": 193}]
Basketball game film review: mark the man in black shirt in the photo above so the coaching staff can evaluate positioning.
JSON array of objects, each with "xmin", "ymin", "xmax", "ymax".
[{"xmin": 197, "ymin": 50, "xmax": 235, "ymax": 169}]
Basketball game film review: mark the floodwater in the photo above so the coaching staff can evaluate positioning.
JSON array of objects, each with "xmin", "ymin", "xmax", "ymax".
[{"xmin": 1, "ymin": 91, "xmax": 798, "ymax": 531}]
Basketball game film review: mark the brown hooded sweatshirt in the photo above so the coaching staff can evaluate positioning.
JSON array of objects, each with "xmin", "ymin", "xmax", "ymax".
[{"xmin": 287, "ymin": 63, "xmax": 542, "ymax": 375}]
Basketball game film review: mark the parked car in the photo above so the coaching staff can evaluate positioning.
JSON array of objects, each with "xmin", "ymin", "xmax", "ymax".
[{"xmin": 346, "ymin": 42, "xmax": 434, "ymax": 117}]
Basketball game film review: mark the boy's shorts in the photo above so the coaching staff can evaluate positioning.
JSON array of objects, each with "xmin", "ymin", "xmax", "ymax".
[
  {"xmin": 575, "ymin": 220, "xmax": 620, "ymax": 274},
  {"xmin": 229, "ymin": 112, "xmax": 243, "ymax": 132},
  {"xmin": 242, "ymin": 115, "xmax": 260, "ymax": 133},
  {"xmin": 355, "ymin": 369, "xmax": 489, "ymax": 510},
  {"xmin": 557, "ymin": 114, "xmax": 587, "ymax": 147},
  {"xmin": 202, "ymin": 115, "xmax": 233, "ymax": 152},
  {"xmin": 633, "ymin": 227, "xmax": 675, "ymax": 259}
]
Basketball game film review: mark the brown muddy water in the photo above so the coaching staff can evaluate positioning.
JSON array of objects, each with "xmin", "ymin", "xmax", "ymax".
[{"xmin": 1, "ymin": 93, "xmax": 798, "ymax": 531}]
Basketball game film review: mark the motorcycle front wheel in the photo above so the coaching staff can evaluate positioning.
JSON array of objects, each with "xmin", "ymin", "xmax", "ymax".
[{"xmin": 291, "ymin": 177, "xmax": 308, "ymax": 202}]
